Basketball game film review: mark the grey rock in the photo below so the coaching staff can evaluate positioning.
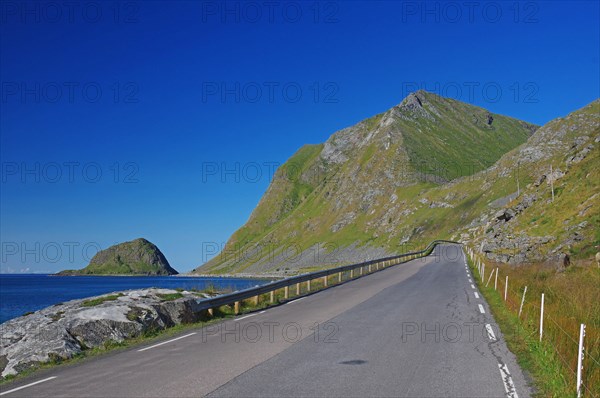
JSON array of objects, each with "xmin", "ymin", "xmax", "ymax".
[{"xmin": 0, "ymin": 288, "xmax": 208, "ymax": 378}]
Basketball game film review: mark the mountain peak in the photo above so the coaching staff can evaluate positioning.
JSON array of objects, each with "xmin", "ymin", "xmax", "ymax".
[
  {"xmin": 400, "ymin": 91, "xmax": 424, "ymax": 109},
  {"xmin": 194, "ymin": 92, "xmax": 540, "ymax": 275}
]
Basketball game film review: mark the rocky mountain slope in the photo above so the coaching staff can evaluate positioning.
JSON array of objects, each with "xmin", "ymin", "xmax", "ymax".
[
  {"xmin": 463, "ymin": 100, "xmax": 600, "ymax": 263},
  {"xmin": 193, "ymin": 91, "xmax": 544, "ymax": 275},
  {"xmin": 58, "ymin": 238, "xmax": 178, "ymax": 276}
]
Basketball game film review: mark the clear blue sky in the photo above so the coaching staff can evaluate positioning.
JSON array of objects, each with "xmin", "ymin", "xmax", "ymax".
[{"xmin": 1, "ymin": 1, "xmax": 599, "ymax": 273}]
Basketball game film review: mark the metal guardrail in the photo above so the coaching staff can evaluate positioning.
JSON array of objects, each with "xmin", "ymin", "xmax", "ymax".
[{"xmin": 195, "ymin": 239, "xmax": 460, "ymax": 313}]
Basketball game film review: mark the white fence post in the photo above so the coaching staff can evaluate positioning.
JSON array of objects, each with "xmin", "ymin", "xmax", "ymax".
[
  {"xmin": 519, "ymin": 286, "xmax": 528, "ymax": 318},
  {"xmin": 577, "ymin": 323, "xmax": 586, "ymax": 398},
  {"xmin": 482, "ymin": 263, "xmax": 485, "ymax": 283},
  {"xmin": 504, "ymin": 276, "xmax": 508, "ymax": 301},
  {"xmin": 486, "ymin": 268, "xmax": 495, "ymax": 287},
  {"xmin": 494, "ymin": 267, "xmax": 498, "ymax": 290},
  {"xmin": 539, "ymin": 293, "xmax": 544, "ymax": 342}
]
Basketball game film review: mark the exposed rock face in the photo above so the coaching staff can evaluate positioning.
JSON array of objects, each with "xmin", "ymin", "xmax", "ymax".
[
  {"xmin": 58, "ymin": 238, "xmax": 178, "ymax": 276},
  {"xmin": 0, "ymin": 289, "xmax": 209, "ymax": 378},
  {"xmin": 469, "ymin": 100, "xmax": 600, "ymax": 263}
]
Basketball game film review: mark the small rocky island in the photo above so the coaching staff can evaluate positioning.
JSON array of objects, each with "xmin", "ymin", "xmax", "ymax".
[
  {"xmin": 58, "ymin": 238, "xmax": 178, "ymax": 276},
  {"xmin": 0, "ymin": 288, "xmax": 211, "ymax": 378}
]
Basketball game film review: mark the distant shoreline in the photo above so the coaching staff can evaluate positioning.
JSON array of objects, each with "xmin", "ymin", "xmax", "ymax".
[{"xmin": 1, "ymin": 272, "xmax": 284, "ymax": 280}]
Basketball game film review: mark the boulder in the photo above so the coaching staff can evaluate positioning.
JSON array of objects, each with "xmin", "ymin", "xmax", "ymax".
[{"xmin": 0, "ymin": 288, "xmax": 208, "ymax": 378}]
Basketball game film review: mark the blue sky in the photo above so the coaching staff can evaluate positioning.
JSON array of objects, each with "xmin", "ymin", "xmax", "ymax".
[{"xmin": 1, "ymin": 1, "xmax": 599, "ymax": 273}]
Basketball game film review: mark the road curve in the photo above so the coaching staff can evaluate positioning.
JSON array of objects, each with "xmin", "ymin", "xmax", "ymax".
[{"xmin": 0, "ymin": 244, "xmax": 530, "ymax": 397}]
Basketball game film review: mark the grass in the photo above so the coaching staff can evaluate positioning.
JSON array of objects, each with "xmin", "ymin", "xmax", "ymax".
[
  {"xmin": 81, "ymin": 293, "xmax": 124, "ymax": 307},
  {"xmin": 156, "ymin": 293, "xmax": 184, "ymax": 301},
  {"xmin": 468, "ymin": 252, "xmax": 600, "ymax": 397}
]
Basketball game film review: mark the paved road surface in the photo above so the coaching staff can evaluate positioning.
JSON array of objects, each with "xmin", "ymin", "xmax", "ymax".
[{"xmin": 0, "ymin": 244, "xmax": 530, "ymax": 397}]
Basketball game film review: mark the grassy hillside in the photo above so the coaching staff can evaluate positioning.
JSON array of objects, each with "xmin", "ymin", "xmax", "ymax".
[
  {"xmin": 194, "ymin": 91, "xmax": 542, "ymax": 275},
  {"xmin": 59, "ymin": 238, "xmax": 178, "ymax": 276}
]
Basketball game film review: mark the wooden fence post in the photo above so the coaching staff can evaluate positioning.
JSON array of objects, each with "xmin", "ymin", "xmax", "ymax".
[
  {"xmin": 494, "ymin": 268, "xmax": 498, "ymax": 290},
  {"xmin": 539, "ymin": 293, "xmax": 544, "ymax": 342},
  {"xmin": 519, "ymin": 286, "xmax": 528, "ymax": 318},
  {"xmin": 577, "ymin": 323, "xmax": 586, "ymax": 398}
]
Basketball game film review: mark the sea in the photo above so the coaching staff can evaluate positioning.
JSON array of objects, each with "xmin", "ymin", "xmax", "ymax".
[{"xmin": 0, "ymin": 274, "xmax": 271, "ymax": 324}]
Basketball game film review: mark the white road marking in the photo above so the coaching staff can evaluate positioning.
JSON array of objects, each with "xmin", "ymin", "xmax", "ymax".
[
  {"xmin": 471, "ymin": 284, "xmax": 476, "ymax": 289},
  {"xmin": 485, "ymin": 324, "xmax": 497, "ymax": 341},
  {"xmin": 474, "ymin": 292, "xmax": 480, "ymax": 299},
  {"xmin": 0, "ymin": 377, "xmax": 57, "ymax": 396},
  {"xmin": 289, "ymin": 297, "xmax": 306, "ymax": 304},
  {"xmin": 259, "ymin": 310, "xmax": 266, "ymax": 314},
  {"xmin": 498, "ymin": 363, "xmax": 519, "ymax": 398},
  {"xmin": 138, "ymin": 333, "xmax": 196, "ymax": 352},
  {"xmin": 478, "ymin": 304, "xmax": 486, "ymax": 314},
  {"xmin": 234, "ymin": 313, "xmax": 257, "ymax": 321},
  {"xmin": 468, "ymin": 278, "xmax": 472, "ymax": 283}
]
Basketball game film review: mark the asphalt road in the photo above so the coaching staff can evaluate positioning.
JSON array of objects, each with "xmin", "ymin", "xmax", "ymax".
[{"xmin": 0, "ymin": 244, "xmax": 530, "ymax": 397}]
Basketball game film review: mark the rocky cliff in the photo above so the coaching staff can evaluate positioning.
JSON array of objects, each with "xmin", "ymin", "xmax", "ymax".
[
  {"xmin": 465, "ymin": 100, "xmax": 600, "ymax": 263},
  {"xmin": 58, "ymin": 238, "xmax": 178, "ymax": 276}
]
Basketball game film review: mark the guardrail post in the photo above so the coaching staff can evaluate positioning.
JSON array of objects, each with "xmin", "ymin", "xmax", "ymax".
[
  {"xmin": 369, "ymin": 264, "xmax": 372, "ymax": 273},
  {"xmin": 323, "ymin": 276, "xmax": 328, "ymax": 287},
  {"xmin": 296, "ymin": 283, "xmax": 300, "ymax": 295},
  {"xmin": 350, "ymin": 269, "xmax": 354, "ymax": 278},
  {"xmin": 577, "ymin": 323, "xmax": 586, "ymax": 398},
  {"xmin": 284, "ymin": 286, "xmax": 289, "ymax": 299},
  {"xmin": 360, "ymin": 267, "xmax": 363, "ymax": 276},
  {"xmin": 504, "ymin": 276, "xmax": 508, "ymax": 301},
  {"xmin": 234, "ymin": 301, "xmax": 240, "ymax": 315},
  {"xmin": 338, "ymin": 271, "xmax": 342, "ymax": 282},
  {"xmin": 270, "ymin": 290, "xmax": 274, "ymax": 304},
  {"xmin": 253, "ymin": 295, "xmax": 259, "ymax": 306},
  {"xmin": 307, "ymin": 280, "xmax": 311, "ymax": 291}
]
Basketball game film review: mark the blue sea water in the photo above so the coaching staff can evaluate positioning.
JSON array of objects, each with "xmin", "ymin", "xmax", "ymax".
[{"xmin": 0, "ymin": 274, "xmax": 270, "ymax": 324}]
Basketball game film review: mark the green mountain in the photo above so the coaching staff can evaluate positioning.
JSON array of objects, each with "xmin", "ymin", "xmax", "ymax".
[
  {"xmin": 58, "ymin": 238, "xmax": 178, "ymax": 276},
  {"xmin": 193, "ymin": 91, "xmax": 549, "ymax": 275}
]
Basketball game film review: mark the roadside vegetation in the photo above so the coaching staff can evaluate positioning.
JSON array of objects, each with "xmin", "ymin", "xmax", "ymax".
[
  {"xmin": 468, "ymin": 253, "xmax": 600, "ymax": 397},
  {"xmin": 81, "ymin": 293, "xmax": 124, "ymax": 307}
]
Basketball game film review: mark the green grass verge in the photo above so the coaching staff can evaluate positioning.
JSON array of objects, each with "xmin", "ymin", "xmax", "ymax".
[{"xmin": 467, "ymin": 256, "xmax": 576, "ymax": 397}]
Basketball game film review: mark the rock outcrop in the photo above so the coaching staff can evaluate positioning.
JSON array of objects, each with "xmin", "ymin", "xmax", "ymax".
[
  {"xmin": 58, "ymin": 238, "xmax": 178, "ymax": 276},
  {"xmin": 0, "ymin": 288, "xmax": 209, "ymax": 378}
]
